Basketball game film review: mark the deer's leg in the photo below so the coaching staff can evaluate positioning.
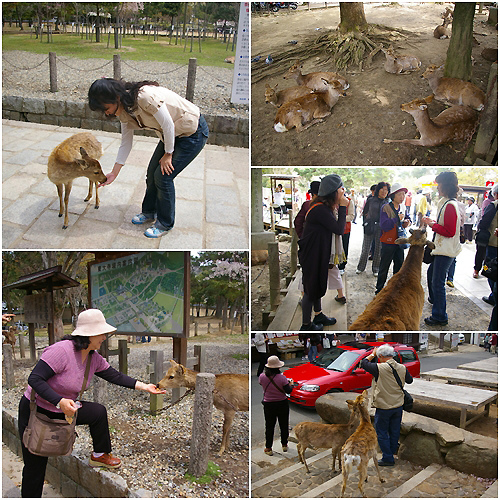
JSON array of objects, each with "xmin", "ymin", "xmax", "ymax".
[
  {"xmin": 94, "ymin": 182, "xmax": 100, "ymax": 209},
  {"xmin": 373, "ymin": 451, "xmax": 385, "ymax": 483},
  {"xmin": 357, "ymin": 462, "xmax": 368, "ymax": 497},
  {"xmin": 340, "ymin": 458, "xmax": 348, "ymax": 497},
  {"xmin": 84, "ymin": 179, "xmax": 93, "ymax": 202},
  {"xmin": 299, "ymin": 444, "xmax": 310, "ymax": 473},
  {"xmin": 383, "ymin": 138, "xmax": 423, "ymax": 145},
  {"xmin": 218, "ymin": 410, "xmax": 235, "ymax": 456},
  {"xmin": 63, "ymin": 182, "xmax": 72, "ymax": 229},
  {"xmin": 56, "ymin": 184, "xmax": 64, "ymax": 218},
  {"xmin": 299, "ymin": 118, "xmax": 325, "ymax": 131}
]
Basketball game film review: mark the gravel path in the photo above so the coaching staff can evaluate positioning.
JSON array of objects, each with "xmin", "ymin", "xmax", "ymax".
[
  {"xmin": 2, "ymin": 50, "xmax": 248, "ymax": 119},
  {"xmin": 2, "ymin": 338, "xmax": 249, "ymax": 498}
]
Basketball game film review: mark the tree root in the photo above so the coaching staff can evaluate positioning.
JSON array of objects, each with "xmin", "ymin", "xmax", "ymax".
[{"xmin": 251, "ymin": 23, "xmax": 420, "ymax": 83}]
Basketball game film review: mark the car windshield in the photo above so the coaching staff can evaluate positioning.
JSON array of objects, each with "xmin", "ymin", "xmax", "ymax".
[{"xmin": 314, "ymin": 348, "xmax": 360, "ymax": 372}]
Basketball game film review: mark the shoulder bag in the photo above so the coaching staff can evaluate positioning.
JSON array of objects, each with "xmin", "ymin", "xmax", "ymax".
[
  {"xmin": 23, "ymin": 352, "xmax": 92, "ymax": 457},
  {"xmin": 389, "ymin": 364, "xmax": 413, "ymax": 412},
  {"xmin": 389, "ymin": 202, "xmax": 409, "ymax": 249}
]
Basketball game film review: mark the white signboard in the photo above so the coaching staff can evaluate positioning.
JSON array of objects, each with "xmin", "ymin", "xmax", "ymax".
[{"xmin": 231, "ymin": 2, "xmax": 250, "ymax": 104}]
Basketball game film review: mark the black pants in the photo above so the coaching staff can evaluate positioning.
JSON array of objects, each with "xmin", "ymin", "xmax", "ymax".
[
  {"xmin": 263, "ymin": 399, "xmax": 289, "ymax": 449},
  {"xmin": 376, "ymin": 243, "xmax": 404, "ymax": 293},
  {"xmin": 338, "ymin": 233, "xmax": 351, "ymax": 271},
  {"xmin": 18, "ymin": 396, "xmax": 112, "ymax": 498},
  {"xmin": 464, "ymin": 223, "xmax": 474, "ymax": 242},
  {"xmin": 302, "ymin": 292, "xmax": 321, "ymax": 325},
  {"xmin": 257, "ymin": 351, "xmax": 269, "ymax": 377},
  {"xmin": 474, "ymin": 244, "xmax": 487, "ymax": 272}
]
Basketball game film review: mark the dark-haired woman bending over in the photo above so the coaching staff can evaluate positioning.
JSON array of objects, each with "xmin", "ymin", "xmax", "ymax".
[{"xmin": 88, "ymin": 79, "xmax": 209, "ymax": 238}]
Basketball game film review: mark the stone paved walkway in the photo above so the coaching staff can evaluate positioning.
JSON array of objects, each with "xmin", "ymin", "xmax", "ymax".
[
  {"xmin": 2, "ymin": 120, "xmax": 248, "ymax": 250},
  {"xmin": 252, "ymin": 440, "xmax": 498, "ymax": 498}
]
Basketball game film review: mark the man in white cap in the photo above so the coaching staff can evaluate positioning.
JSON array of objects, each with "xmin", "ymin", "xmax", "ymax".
[
  {"xmin": 18, "ymin": 309, "xmax": 166, "ymax": 498},
  {"xmin": 376, "ymin": 183, "xmax": 411, "ymax": 294}
]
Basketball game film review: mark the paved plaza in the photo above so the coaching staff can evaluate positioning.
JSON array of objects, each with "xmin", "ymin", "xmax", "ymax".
[{"xmin": 2, "ymin": 120, "xmax": 249, "ymax": 250}]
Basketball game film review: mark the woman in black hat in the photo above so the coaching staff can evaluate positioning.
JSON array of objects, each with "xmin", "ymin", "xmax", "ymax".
[{"xmin": 298, "ymin": 174, "xmax": 349, "ymax": 331}]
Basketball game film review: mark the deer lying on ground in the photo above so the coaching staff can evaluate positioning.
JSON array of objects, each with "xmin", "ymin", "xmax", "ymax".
[
  {"xmin": 349, "ymin": 228, "xmax": 434, "ymax": 330},
  {"xmin": 383, "ymin": 95, "xmax": 478, "ymax": 147},
  {"xmin": 340, "ymin": 391, "xmax": 385, "ymax": 498},
  {"xmin": 157, "ymin": 360, "xmax": 249, "ymax": 455},
  {"xmin": 434, "ymin": 17, "xmax": 452, "ymax": 39},
  {"xmin": 264, "ymin": 83, "xmax": 313, "ymax": 107},
  {"xmin": 284, "ymin": 59, "xmax": 349, "ymax": 91},
  {"xmin": 274, "ymin": 78, "xmax": 345, "ymax": 132},
  {"xmin": 292, "ymin": 398, "xmax": 359, "ymax": 473},
  {"xmin": 421, "ymin": 64, "xmax": 485, "ymax": 111},
  {"xmin": 47, "ymin": 132, "xmax": 107, "ymax": 229},
  {"xmin": 381, "ymin": 46, "xmax": 421, "ymax": 74}
]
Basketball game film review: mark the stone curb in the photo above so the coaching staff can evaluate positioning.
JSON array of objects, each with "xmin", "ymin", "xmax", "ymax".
[
  {"xmin": 2, "ymin": 95, "xmax": 249, "ymax": 149},
  {"xmin": 2, "ymin": 408, "xmax": 151, "ymax": 498}
]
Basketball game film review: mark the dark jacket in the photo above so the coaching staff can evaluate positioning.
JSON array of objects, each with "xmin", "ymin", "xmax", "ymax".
[
  {"xmin": 298, "ymin": 203, "xmax": 346, "ymax": 300},
  {"xmin": 294, "ymin": 200, "xmax": 311, "ymax": 239}
]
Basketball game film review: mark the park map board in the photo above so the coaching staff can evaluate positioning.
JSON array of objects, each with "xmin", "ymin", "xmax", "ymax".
[{"xmin": 89, "ymin": 252, "xmax": 185, "ymax": 334}]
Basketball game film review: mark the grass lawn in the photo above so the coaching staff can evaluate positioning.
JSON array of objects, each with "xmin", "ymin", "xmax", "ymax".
[{"xmin": 2, "ymin": 32, "xmax": 235, "ymax": 68}]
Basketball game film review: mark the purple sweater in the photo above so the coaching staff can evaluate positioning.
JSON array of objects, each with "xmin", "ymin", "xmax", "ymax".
[{"xmin": 259, "ymin": 372, "xmax": 291, "ymax": 402}]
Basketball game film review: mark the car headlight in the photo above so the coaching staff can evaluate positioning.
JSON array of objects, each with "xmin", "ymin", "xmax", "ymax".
[{"xmin": 300, "ymin": 384, "xmax": 320, "ymax": 392}]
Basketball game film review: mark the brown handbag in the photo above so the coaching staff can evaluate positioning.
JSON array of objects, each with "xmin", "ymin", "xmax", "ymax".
[{"xmin": 22, "ymin": 352, "xmax": 92, "ymax": 457}]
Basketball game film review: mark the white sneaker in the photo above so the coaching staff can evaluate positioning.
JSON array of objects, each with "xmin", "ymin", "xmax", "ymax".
[
  {"xmin": 373, "ymin": 272, "xmax": 378, "ymax": 277},
  {"xmin": 356, "ymin": 269, "xmax": 363, "ymax": 275}
]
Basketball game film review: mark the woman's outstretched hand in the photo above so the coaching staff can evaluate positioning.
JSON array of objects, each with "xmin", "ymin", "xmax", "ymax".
[
  {"xmin": 99, "ymin": 172, "xmax": 117, "ymax": 187},
  {"xmin": 139, "ymin": 382, "xmax": 166, "ymax": 395}
]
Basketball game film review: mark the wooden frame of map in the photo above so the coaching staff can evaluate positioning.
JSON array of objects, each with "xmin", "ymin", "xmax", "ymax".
[{"xmin": 88, "ymin": 251, "xmax": 190, "ymax": 339}]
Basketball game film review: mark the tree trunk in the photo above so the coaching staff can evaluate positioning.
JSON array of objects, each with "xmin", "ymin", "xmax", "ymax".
[
  {"xmin": 338, "ymin": 2, "xmax": 368, "ymax": 33},
  {"xmin": 444, "ymin": 3, "xmax": 475, "ymax": 80}
]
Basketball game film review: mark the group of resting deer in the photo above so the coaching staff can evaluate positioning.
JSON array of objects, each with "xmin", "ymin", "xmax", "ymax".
[{"xmin": 292, "ymin": 390, "xmax": 384, "ymax": 498}]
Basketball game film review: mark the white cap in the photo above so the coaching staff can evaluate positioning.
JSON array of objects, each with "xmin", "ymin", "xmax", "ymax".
[{"xmin": 71, "ymin": 309, "xmax": 117, "ymax": 337}]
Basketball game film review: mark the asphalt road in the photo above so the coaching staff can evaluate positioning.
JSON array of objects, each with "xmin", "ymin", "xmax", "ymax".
[{"xmin": 251, "ymin": 346, "xmax": 494, "ymax": 447}]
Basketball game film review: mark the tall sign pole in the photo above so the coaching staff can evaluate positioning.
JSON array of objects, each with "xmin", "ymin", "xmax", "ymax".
[{"xmin": 230, "ymin": 2, "xmax": 249, "ymax": 104}]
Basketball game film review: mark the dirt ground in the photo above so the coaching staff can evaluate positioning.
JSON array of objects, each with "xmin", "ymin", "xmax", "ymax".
[{"xmin": 251, "ymin": 3, "xmax": 497, "ymax": 166}]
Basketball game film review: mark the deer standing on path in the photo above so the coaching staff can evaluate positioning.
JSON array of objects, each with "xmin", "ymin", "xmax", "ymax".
[
  {"xmin": 383, "ymin": 95, "xmax": 478, "ymax": 147},
  {"xmin": 292, "ymin": 398, "xmax": 359, "ymax": 473},
  {"xmin": 158, "ymin": 360, "xmax": 249, "ymax": 455},
  {"xmin": 340, "ymin": 391, "xmax": 385, "ymax": 497},
  {"xmin": 47, "ymin": 132, "xmax": 107, "ymax": 229}
]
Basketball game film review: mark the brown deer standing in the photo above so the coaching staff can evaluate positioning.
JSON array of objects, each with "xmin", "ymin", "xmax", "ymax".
[
  {"xmin": 47, "ymin": 132, "xmax": 107, "ymax": 229},
  {"xmin": 292, "ymin": 398, "xmax": 359, "ymax": 473},
  {"xmin": 383, "ymin": 95, "xmax": 478, "ymax": 147},
  {"xmin": 157, "ymin": 360, "xmax": 249, "ymax": 455},
  {"xmin": 3, "ymin": 326, "xmax": 18, "ymax": 359},
  {"xmin": 340, "ymin": 391, "xmax": 385, "ymax": 497},
  {"xmin": 421, "ymin": 64, "xmax": 485, "ymax": 111},
  {"xmin": 284, "ymin": 59, "xmax": 349, "ymax": 91}
]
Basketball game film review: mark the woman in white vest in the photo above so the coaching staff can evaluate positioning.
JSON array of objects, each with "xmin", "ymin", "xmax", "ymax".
[
  {"xmin": 360, "ymin": 344, "xmax": 413, "ymax": 466},
  {"xmin": 88, "ymin": 79, "xmax": 209, "ymax": 238},
  {"xmin": 422, "ymin": 171, "xmax": 461, "ymax": 326}
]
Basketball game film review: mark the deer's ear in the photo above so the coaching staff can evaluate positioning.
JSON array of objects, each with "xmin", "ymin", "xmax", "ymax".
[
  {"xmin": 169, "ymin": 359, "xmax": 178, "ymax": 367},
  {"xmin": 80, "ymin": 147, "xmax": 89, "ymax": 158}
]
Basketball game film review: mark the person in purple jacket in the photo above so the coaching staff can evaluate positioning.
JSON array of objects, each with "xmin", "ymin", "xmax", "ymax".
[
  {"xmin": 18, "ymin": 309, "xmax": 166, "ymax": 498},
  {"xmin": 259, "ymin": 355, "xmax": 292, "ymax": 456}
]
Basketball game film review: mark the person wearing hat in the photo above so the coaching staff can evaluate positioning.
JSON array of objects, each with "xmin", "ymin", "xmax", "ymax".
[
  {"xmin": 356, "ymin": 182, "xmax": 391, "ymax": 277},
  {"xmin": 463, "ymin": 196, "xmax": 480, "ymax": 243},
  {"xmin": 298, "ymin": 174, "xmax": 349, "ymax": 331},
  {"xmin": 422, "ymin": 172, "xmax": 462, "ymax": 326},
  {"xmin": 259, "ymin": 355, "xmax": 292, "ymax": 456},
  {"xmin": 294, "ymin": 181, "xmax": 320, "ymax": 239},
  {"xmin": 375, "ymin": 183, "xmax": 411, "ymax": 294},
  {"xmin": 18, "ymin": 309, "xmax": 166, "ymax": 497}
]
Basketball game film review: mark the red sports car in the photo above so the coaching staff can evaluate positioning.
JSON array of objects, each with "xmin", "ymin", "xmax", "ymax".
[{"xmin": 283, "ymin": 341, "xmax": 420, "ymax": 407}]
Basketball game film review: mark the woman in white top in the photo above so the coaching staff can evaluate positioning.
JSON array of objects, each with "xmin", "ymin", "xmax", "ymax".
[{"xmin": 88, "ymin": 78, "xmax": 209, "ymax": 238}]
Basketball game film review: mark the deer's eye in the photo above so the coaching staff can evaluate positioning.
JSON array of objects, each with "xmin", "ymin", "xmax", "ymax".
[{"xmin": 169, "ymin": 375, "xmax": 174, "ymax": 379}]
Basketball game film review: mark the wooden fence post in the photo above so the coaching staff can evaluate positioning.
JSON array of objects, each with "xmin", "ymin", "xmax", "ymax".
[
  {"xmin": 3, "ymin": 345, "xmax": 15, "ymax": 389},
  {"xmin": 188, "ymin": 373, "xmax": 215, "ymax": 477},
  {"xmin": 113, "ymin": 54, "xmax": 121, "ymax": 81},
  {"xmin": 49, "ymin": 52, "xmax": 57, "ymax": 93},
  {"xmin": 194, "ymin": 323, "xmax": 198, "ymax": 336},
  {"xmin": 186, "ymin": 58, "xmax": 197, "ymax": 102},
  {"xmin": 118, "ymin": 339, "xmax": 128, "ymax": 375},
  {"xmin": 268, "ymin": 241, "xmax": 281, "ymax": 310},
  {"xmin": 193, "ymin": 344, "xmax": 206, "ymax": 372},
  {"xmin": 18, "ymin": 334, "xmax": 25, "ymax": 359},
  {"xmin": 149, "ymin": 350, "xmax": 164, "ymax": 414}
]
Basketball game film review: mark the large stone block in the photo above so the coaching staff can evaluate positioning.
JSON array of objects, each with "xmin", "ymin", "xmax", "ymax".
[
  {"xmin": 315, "ymin": 392, "xmax": 361, "ymax": 424},
  {"xmin": 238, "ymin": 118, "xmax": 249, "ymax": 135},
  {"xmin": 66, "ymin": 101, "xmax": 86, "ymax": 118},
  {"xmin": 445, "ymin": 437, "xmax": 498, "ymax": 478},
  {"xmin": 56, "ymin": 455, "xmax": 80, "ymax": 483},
  {"xmin": 40, "ymin": 114, "xmax": 59, "ymax": 126},
  {"xmin": 85, "ymin": 105, "xmax": 103, "ymax": 119},
  {"xmin": 81, "ymin": 118, "xmax": 103, "ymax": 130},
  {"xmin": 59, "ymin": 116, "xmax": 81, "ymax": 128},
  {"xmin": 26, "ymin": 113, "xmax": 42, "ymax": 123},
  {"xmin": 60, "ymin": 475, "xmax": 78, "ymax": 498},
  {"xmin": 3, "ymin": 95, "xmax": 24, "ymax": 112},
  {"xmin": 45, "ymin": 463, "xmax": 61, "ymax": 492},
  {"xmin": 102, "ymin": 121, "xmax": 121, "ymax": 133},
  {"xmin": 203, "ymin": 114, "xmax": 216, "ymax": 131},
  {"xmin": 129, "ymin": 488, "xmax": 154, "ymax": 497},
  {"xmin": 76, "ymin": 485, "xmax": 93, "ymax": 497},
  {"xmin": 399, "ymin": 431, "xmax": 445, "ymax": 466},
  {"xmin": 22, "ymin": 98, "xmax": 45, "ymax": 114},
  {"xmin": 45, "ymin": 100, "xmax": 66, "ymax": 115},
  {"xmin": 212, "ymin": 132, "xmax": 245, "ymax": 148},
  {"xmin": 214, "ymin": 115, "xmax": 239, "ymax": 135},
  {"xmin": 98, "ymin": 470, "xmax": 129, "ymax": 497}
]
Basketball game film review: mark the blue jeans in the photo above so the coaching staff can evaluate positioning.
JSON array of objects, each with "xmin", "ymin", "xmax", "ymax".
[
  {"xmin": 427, "ymin": 255, "xmax": 454, "ymax": 322},
  {"xmin": 447, "ymin": 258, "xmax": 456, "ymax": 282},
  {"xmin": 308, "ymin": 344, "xmax": 318, "ymax": 362},
  {"xmin": 374, "ymin": 406, "xmax": 403, "ymax": 464},
  {"xmin": 142, "ymin": 115, "xmax": 209, "ymax": 230}
]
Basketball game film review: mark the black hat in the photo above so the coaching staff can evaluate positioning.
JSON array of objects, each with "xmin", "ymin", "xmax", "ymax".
[
  {"xmin": 318, "ymin": 174, "xmax": 343, "ymax": 196},
  {"xmin": 308, "ymin": 181, "xmax": 320, "ymax": 195}
]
